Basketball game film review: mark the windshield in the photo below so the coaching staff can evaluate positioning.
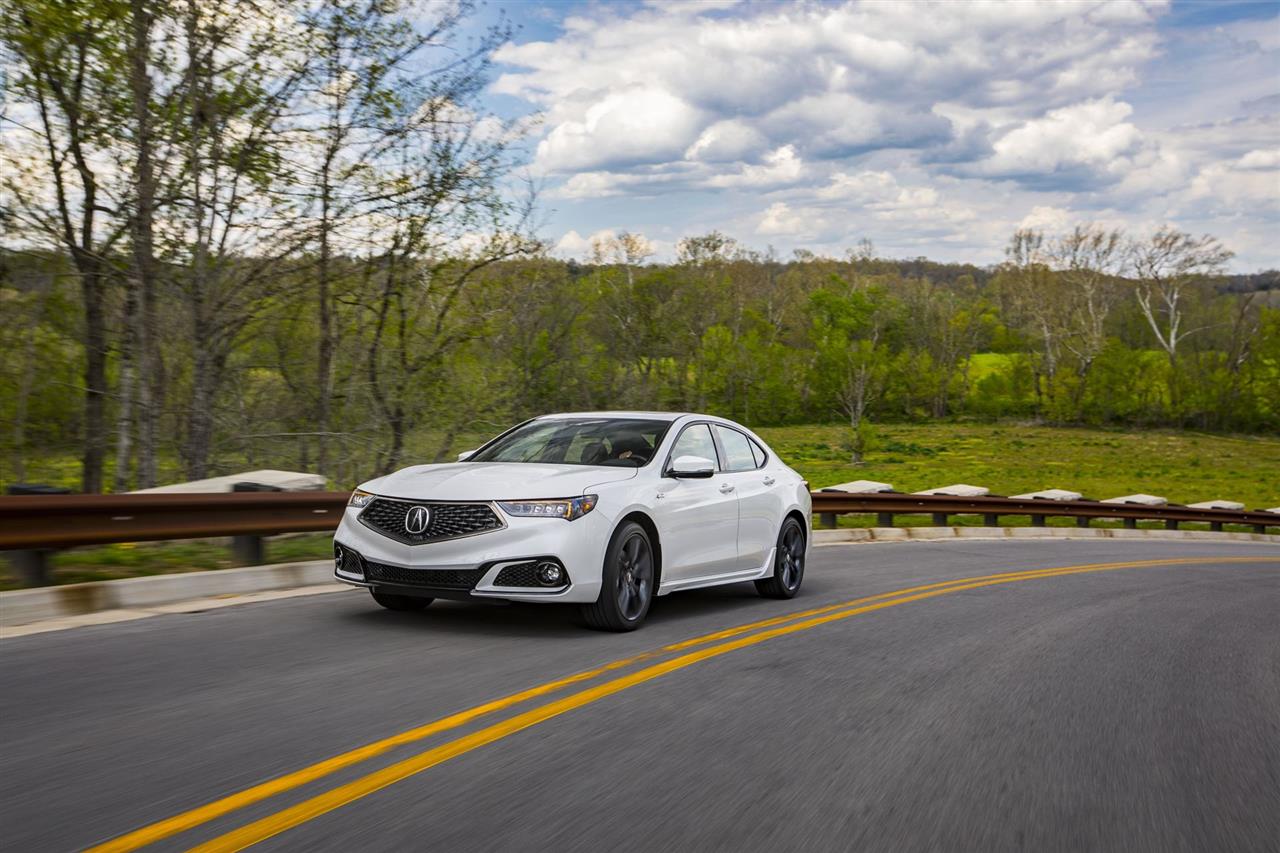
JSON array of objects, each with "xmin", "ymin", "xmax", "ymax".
[{"xmin": 469, "ymin": 418, "xmax": 672, "ymax": 467}]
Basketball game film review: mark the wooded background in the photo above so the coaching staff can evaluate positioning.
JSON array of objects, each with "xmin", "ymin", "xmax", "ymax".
[{"xmin": 2, "ymin": 0, "xmax": 1277, "ymax": 494}]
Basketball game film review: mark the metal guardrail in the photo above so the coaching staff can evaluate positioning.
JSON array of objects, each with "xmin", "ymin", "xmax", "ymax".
[
  {"xmin": 0, "ymin": 491, "xmax": 1275, "ymax": 586},
  {"xmin": 809, "ymin": 492, "xmax": 1280, "ymax": 533},
  {"xmin": 0, "ymin": 490, "xmax": 1276, "ymax": 550},
  {"xmin": 0, "ymin": 492, "xmax": 350, "ymax": 550}
]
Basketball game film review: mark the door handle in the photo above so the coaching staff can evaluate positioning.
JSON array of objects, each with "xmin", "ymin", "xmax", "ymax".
[
  {"xmin": 719, "ymin": 483, "xmax": 735, "ymax": 494},
  {"xmin": 763, "ymin": 476, "xmax": 776, "ymax": 486}
]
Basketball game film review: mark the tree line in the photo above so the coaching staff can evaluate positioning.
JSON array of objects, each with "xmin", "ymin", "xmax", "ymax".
[{"xmin": 2, "ymin": 1, "xmax": 1276, "ymax": 493}]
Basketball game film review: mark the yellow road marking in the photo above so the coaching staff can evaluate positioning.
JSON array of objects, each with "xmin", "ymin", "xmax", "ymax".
[
  {"xmin": 90, "ymin": 561, "xmax": 1091, "ymax": 853},
  {"xmin": 182, "ymin": 555, "xmax": 1276, "ymax": 853}
]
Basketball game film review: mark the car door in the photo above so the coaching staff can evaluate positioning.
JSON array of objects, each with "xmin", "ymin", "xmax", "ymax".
[
  {"xmin": 712, "ymin": 425, "xmax": 785, "ymax": 570},
  {"xmin": 654, "ymin": 422, "xmax": 740, "ymax": 584}
]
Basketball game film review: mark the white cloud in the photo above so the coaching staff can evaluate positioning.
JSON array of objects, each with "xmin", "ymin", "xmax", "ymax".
[
  {"xmin": 1238, "ymin": 149, "xmax": 1280, "ymax": 170},
  {"xmin": 973, "ymin": 98, "xmax": 1147, "ymax": 186},
  {"xmin": 534, "ymin": 85, "xmax": 704, "ymax": 173},
  {"xmin": 706, "ymin": 145, "xmax": 805, "ymax": 189},
  {"xmin": 493, "ymin": 0, "xmax": 1278, "ymax": 269},
  {"xmin": 685, "ymin": 119, "xmax": 769, "ymax": 162}
]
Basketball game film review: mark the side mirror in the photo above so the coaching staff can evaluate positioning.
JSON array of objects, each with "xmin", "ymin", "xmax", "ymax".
[
  {"xmin": 668, "ymin": 455, "xmax": 716, "ymax": 479},
  {"xmin": 456, "ymin": 450, "xmax": 476, "ymax": 462}
]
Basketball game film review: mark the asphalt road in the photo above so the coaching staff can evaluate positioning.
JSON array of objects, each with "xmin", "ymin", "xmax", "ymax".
[{"xmin": 2, "ymin": 539, "xmax": 1278, "ymax": 853}]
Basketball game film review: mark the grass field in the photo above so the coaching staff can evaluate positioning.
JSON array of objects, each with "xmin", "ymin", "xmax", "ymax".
[
  {"xmin": 758, "ymin": 423, "xmax": 1280, "ymax": 508},
  {"xmin": 3, "ymin": 422, "xmax": 1277, "ymax": 589}
]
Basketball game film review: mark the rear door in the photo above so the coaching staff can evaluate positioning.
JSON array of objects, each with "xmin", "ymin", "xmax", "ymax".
[
  {"xmin": 713, "ymin": 425, "xmax": 785, "ymax": 569},
  {"xmin": 654, "ymin": 422, "xmax": 740, "ymax": 583}
]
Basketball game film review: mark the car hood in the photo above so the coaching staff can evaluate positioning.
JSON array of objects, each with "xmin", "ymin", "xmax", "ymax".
[{"xmin": 361, "ymin": 462, "xmax": 638, "ymax": 501}]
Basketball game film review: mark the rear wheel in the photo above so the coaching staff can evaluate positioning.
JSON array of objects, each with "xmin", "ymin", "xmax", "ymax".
[
  {"xmin": 755, "ymin": 517, "xmax": 805, "ymax": 599},
  {"xmin": 370, "ymin": 590, "xmax": 433, "ymax": 611},
  {"xmin": 580, "ymin": 522, "xmax": 654, "ymax": 632}
]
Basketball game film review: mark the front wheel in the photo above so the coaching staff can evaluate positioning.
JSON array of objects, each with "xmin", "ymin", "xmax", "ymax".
[
  {"xmin": 755, "ymin": 517, "xmax": 805, "ymax": 599},
  {"xmin": 580, "ymin": 522, "xmax": 654, "ymax": 632},
  {"xmin": 370, "ymin": 590, "xmax": 433, "ymax": 611}
]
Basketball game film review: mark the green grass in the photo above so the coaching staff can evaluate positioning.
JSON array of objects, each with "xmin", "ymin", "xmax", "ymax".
[
  {"xmin": 755, "ymin": 423, "xmax": 1280, "ymax": 525},
  {"xmin": 4, "ymin": 423, "xmax": 1276, "ymax": 588}
]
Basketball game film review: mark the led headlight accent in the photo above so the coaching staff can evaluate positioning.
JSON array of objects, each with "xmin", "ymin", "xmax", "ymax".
[
  {"xmin": 498, "ymin": 494, "xmax": 597, "ymax": 521},
  {"xmin": 348, "ymin": 488, "xmax": 375, "ymax": 508}
]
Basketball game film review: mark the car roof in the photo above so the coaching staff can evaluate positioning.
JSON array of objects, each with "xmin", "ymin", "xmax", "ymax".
[
  {"xmin": 534, "ymin": 411, "xmax": 749, "ymax": 428},
  {"xmin": 536, "ymin": 411, "xmax": 687, "ymax": 422}
]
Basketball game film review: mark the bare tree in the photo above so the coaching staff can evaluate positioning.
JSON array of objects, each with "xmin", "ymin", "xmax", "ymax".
[
  {"xmin": 1129, "ymin": 227, "xmax": 1233, "ymax": 414},
  {"xmin": 1000, "ymin": 229, "xmax": 1063, "ymax": 408},
  {"xmin": 1046, "ymin": 225, "xmax": 1125, "ymax": 414},
  {"xmin": 1130, "ymin": 226, "xmax": 1233, "ymax": 362},
  {"xmin": 1, "ymin": 2, "xmax": 132, "ymax": 491}
]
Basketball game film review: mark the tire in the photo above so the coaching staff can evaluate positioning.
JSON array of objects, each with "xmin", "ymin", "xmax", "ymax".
[
  {"xmin": 580, "ymin": 521, "xmax": 655, "ymax": 632},
  {"xmin": 370, "ymin": 590, "xmax": 433, "ymax": 611},
  {"xmin": 755, "ymin": 517, "xmax": 805, "ymax": 599}
]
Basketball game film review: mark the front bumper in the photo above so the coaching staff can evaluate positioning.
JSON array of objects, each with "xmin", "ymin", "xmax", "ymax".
[{"xmin": 333, "ymin": 503, "xmax": 611, "ymax": 604}]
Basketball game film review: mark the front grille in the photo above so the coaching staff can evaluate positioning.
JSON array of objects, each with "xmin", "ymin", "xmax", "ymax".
[
  {"xmin": 359, "ymin": 498, "xmax": 503, "ymax": 545},
  {"xmin": 363, "ymin": 560, "xmax": 486, "ymax": 590},
  {"xmin": 494, "ymin": 560, "xmax": 542, "ymax": 587}
]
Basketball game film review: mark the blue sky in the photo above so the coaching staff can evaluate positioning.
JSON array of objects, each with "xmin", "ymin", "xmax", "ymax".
[{"xmin": 473, "ymin": 0, "xmax": 1279, "ymax": 269}]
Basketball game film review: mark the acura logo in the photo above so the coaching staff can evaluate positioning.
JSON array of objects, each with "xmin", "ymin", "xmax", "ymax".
[{"xmin": 404, "ymin": 505, "xmax": 431, "ymax": 535}]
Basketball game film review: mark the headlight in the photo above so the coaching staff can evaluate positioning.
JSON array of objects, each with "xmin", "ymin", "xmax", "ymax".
[
  {"xmin": 498, "ymin": 494, "xmax": 597, "ymax": 521},
  {"xmin": 348, "ymin": 488, "xmax": 375, "ymax": 508}
]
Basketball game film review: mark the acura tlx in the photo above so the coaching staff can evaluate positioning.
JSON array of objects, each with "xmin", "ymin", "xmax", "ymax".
[{"xmin": 333, "ymin": 412, "xmax": 812, "ymax": 631}]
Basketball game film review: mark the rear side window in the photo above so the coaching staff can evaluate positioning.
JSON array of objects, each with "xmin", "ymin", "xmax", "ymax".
[
  {"xmin": 669, "ymin": 424, "xmax": 719, "ymax": 469},
  {"xmin": 749, "ymin": 439, "xmax": 767, "ymax": 468},
  {"xmin": 714, "ymin": 426, "xmax": 758, "ymax": 472}
]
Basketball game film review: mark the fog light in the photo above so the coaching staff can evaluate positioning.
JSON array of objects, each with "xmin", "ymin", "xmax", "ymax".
[
  {"xmin": 334, "ymin": 544, "xmax": 345, "ymax": 571},
  {"xmin": 535, "ymin": 561, "xmax": 563, "ymax": 586}
]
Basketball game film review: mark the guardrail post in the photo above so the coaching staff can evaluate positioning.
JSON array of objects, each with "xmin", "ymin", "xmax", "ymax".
[
  {"xmin": 232, "ymin": 535, "xmax": 264, "ymax": 566},
  {"xmin": 983, "ymin": 513, "xmax": 998, "ymax": 526},
  {"xmin": 1210, "ymin": 521, "xmax": 1223, "ymax": 532},
  {"xmin": 1254, "ymin": 524, "xmax": 1267, "ymax": 535},
  {"xmin": 1165, "ymin": 519, "xmax": 1179, "ymax": 531},
  {"xmin": 817, "ymin": 512, "xmax": 836, "ymax": 529},
  {"xmin": 1123, "ymin": 518, "xmax": 1138, "ymax": 530},
  {"xmin": 6, "ymin": 549, "xmax": 52, "ymax": 586},
  {"xmin": 1031, "ymin": 515, "xmax": 1046, "ymax": 527},
  {"xmin": 931, "ymin": 512, "xmax": 948, "ymax": 526},
  {"xmin": 1076, "ymin": 516, "xmax": 1091, "ymax": 528},
  {"xmin": 877, "ymin": 512, "xmax": 893, "ymax": 526}
]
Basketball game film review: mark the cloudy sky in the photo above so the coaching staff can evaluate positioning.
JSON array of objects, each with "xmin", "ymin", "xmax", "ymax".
[{"xmin": 477, "ymin": 0, "xmax": 1278, "ymax": 269}]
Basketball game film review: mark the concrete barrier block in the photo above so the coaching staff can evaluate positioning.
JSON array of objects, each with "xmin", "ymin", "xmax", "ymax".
[
  {"xmin": 1101, "ymin": 493, "xmax": 1167, "ymax": 506},
  {"xmin": 954, "ymin": 527, "xmax": 1007, "ymax": 538},
  {"xmin": 869, "ymin": 527, "xmax": 909, "ymax": 541},
  {"xmin": 820, "ymin": 480, "xmax": 894, "ymax": 493},
  {"xmin": 0, "ymin": 588, "xmax": 65, "ymax": 624},
  {"xmin": 813, "ymin": 529, "xmax": 872, "ymax": 544},
  {"xmin": 906, "ymin": 527, "xmax": 957, "ymax": 540},
  {"xmin": 1008, "ymin": 527, "xmax": 1057, "ymax": 538},
  {"xmin": 1187, "ymin": 499, "xmax": 1245, "ymax": 510},
  {"xmin": 5, "ymin": 560, "xmax": 335, "ymax": 626},
  {"xmin": 1010, "ymin": 489, "xmax": 1082, "ymax": 501},
  {"xmin": 914, "ymin": 484, "xmax": 989, "ymax": 497}
]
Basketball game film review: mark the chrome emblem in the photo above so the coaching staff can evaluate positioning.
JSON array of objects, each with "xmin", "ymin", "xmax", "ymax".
[{"xmin": 404, "ymin": 505, "xmax": 431, "ymax": 535}]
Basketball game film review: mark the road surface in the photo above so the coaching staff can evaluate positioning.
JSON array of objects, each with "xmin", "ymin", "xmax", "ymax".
[{"xmin": 2, "ymin": 539, "xmax": 1277, "ymax": 852}]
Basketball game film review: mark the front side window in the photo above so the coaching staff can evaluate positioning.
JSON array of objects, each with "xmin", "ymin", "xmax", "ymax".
[
  {"xmin": 714, "ymin": 425, "xmax": 758, "ymax": 472},
  {"xmin": 469, "ymin": 418, "xmax": 670, "ymax": 467},
  {"xmin": 668, "ymin": 423, "xmax": 719, "ymax": 469}
]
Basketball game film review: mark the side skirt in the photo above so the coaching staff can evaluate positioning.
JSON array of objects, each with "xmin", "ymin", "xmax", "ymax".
[{"xmin": 656, "ymin": 547, "xmax": 775, "ymax": 595}]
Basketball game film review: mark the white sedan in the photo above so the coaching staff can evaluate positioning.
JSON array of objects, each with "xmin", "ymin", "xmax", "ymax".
[{"xmin": 333, "ymin": 412, "xmax": 811, "ymax": 631}]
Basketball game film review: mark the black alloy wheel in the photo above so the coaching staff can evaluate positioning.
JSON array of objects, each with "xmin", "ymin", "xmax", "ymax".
[
  {"xmin": 581, "ymin": 521, "xmax": 655, "ymax": 631},
  {"xmin": 756, "ymin": 517, "xmax": 805, "ymax": 599}
]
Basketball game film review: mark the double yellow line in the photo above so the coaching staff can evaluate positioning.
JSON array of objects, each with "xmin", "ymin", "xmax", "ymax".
[{"xmin": 89, "ymin": 555, "xmax": 1277, "ymax": 853}]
